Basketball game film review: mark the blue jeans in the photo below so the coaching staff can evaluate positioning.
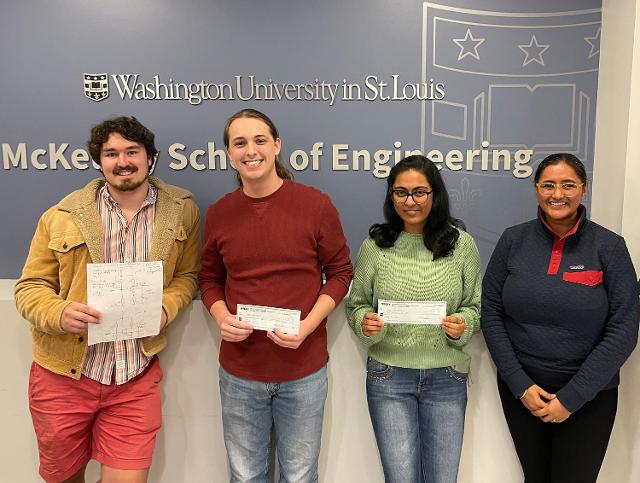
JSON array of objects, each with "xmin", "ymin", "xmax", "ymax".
[
  {"xmin": 366, "ymin": 358, "xmax": 468, "ymax": 483},
  {"xmin": 219, "ymin": 365, "xmax": 327, "ymax": 483}
]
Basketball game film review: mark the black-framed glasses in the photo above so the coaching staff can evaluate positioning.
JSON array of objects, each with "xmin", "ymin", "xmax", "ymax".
[{"xmin": 390, "ymin": 188, "xmax": 433, "ymax": 204}]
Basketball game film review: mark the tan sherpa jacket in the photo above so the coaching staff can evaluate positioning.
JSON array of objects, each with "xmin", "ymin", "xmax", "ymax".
[{"xmin": 14, "ymin": 177, "xmax": 201, "ymax": 379}]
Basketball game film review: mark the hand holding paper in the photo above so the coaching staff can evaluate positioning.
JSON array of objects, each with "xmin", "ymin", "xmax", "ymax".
[
  {"xmin": 442, "ymin": 315, "xmax": 465, "ymax": 339},
  {"xmin": 362, "ymin": 312, "xmax": 384, "ymax": 336},
  {"xmin": 219, "ymin": 314, "xmax": 254, "ymax": 342}
]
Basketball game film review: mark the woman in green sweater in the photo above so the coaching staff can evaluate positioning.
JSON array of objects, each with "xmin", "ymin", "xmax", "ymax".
[{"xmin": 346, "ymin": 155, "xmax": 481, "ymax": 483}]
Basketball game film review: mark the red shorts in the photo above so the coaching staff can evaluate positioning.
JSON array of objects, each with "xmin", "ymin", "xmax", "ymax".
[{"xmin": 28, "ymin": 357, "xmax": 163, "ymax": 483}]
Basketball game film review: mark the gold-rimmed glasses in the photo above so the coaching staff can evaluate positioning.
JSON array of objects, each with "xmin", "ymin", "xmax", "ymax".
[{"xmin": 535, "ymin": 182, "xmax": 584, "ymax": 195}]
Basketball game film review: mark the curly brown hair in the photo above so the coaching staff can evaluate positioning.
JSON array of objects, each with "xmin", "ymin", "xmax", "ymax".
[{"xmin": 88, "ymin": 116, "xmax": 158, "ymax": 168}]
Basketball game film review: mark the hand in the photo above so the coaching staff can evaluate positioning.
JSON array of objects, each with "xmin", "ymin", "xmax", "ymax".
[
  {"xmin": 160, "ymin": 310, "xmax": 168, "ymax": 330},
  {"xmin": 60, "ymin": 302, "xmax": 101, "ymax": 333},
  {"xmin": 520, "ymin": 384, "xmax": 555, "ymax": 412},
  {"xmin": 267, "ymin": 323, "xmax": 310, "ymax": 349},
  {"xmin": 362, "ymin": 312, "xmax": 384, "ymax": 337},
  {"xmin": 442, "ymin": 315, "xmax": 465, "ymax": 339},
  {"xmin": 532, "ymin": 396, "xmax": 571, "ymax": 423},
  {"xmin": 218, "ymin": 314, "xmax": 253, "ymax": 342},
  {"xmin": 143, "ymin": 310, "xmax": 169, "ymax": 342}
]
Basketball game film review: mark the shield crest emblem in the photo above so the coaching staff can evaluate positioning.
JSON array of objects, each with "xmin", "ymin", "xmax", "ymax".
[{"xmin": 83, "ymin": 73, "xmax": 109, "ymax": 102}]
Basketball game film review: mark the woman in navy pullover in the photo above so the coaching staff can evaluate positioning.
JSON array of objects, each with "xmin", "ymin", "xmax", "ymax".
[{"xmin": 482, "ymin": 153, "xmax": 639, "ymax": 483}]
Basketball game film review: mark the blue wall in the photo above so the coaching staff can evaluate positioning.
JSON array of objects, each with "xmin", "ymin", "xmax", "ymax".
[{"xmin": 0, "ymin": 0, "xmax": 601, "ymax": 277}]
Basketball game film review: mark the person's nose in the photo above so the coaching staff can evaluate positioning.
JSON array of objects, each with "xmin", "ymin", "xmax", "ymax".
[
  {"xmin": 405, "ymin": 194, "xmax": 417, "ymax": 206},
  {"xmin": 551, "ymin": 185, "xmax": 564, "ymax": 198},
  {"xmin": 115, "ymin": 152, "xmax": 128, "ymax": 166}
]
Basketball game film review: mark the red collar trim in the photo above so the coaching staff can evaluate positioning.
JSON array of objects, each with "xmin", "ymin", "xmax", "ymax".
[{"xmin": 538, "ymin": 204, "xmax": 586, "ymax": 241}]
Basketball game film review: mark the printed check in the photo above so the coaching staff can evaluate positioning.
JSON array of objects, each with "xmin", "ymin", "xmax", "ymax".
[
  {"xmin": 377, "ymin": 300, "xmax": 447, "ymax": 325},
  {"xmin": 237, "ymin": 304, "xmax": 301, "ymax": 335}
]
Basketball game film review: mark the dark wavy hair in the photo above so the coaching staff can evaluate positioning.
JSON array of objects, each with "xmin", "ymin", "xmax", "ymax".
[
  {"xmin": 369, "ymin": 155, "xmax": 461, "ymax": 260},
  {"xmin": 534, "ymin": 152, "xmax": 588, "ymax": 185},
  {"xmin": 88, "ymin": 116, "xmax": 158, "ymax": 170},
  {"xmin": 223, "ymin": 108, "xmax": 293, "ymax": 186}
]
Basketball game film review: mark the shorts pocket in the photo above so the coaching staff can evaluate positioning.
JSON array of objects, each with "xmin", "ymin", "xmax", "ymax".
[
  {"xmin": 366, "ymin": 357, "xmax": 394, "ymax": 381},
  {"xmin": 28, "ymin": 362, "xmax": 41, "ymax": 401}
]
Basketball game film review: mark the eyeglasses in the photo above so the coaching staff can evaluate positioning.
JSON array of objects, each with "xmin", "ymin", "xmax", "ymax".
[
  {"xmin": 390, "ymin": 188, "xmax": 433, "ymax": 204},
  {"xmin": 535, "ymin": 182, "xmax": 585, "ymax": 195}
]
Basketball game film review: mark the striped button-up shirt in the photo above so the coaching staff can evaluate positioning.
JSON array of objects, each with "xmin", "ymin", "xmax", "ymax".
[{"xmin": 82, "ymin": 184, "xmax": 158, "ymax": 385}]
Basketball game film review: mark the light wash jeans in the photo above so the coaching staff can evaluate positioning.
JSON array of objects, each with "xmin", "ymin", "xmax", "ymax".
[
  {"xmin": 219, "ymin": 365, "xmax": 328, "ymax": 483},
  {"xmin": 365, "ymin": 358, "xmax": 468, "ymax": 483}
]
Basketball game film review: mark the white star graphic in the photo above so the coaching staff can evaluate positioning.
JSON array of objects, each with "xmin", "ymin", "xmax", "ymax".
[
  {"xmin": 518, "ymin": 35, "xmax": 550, "ymax": 67},
  {"xmin": 453, "ymin": 29, "xmax": 485, "ymax": 61},
  {"xmin": 584, "ymin": 28, "xmax": 601, "ymax": 59}
]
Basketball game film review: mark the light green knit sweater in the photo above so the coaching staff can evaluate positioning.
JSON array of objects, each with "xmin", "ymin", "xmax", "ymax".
[{"xmin": 346, "ymin": 229, "xmax": 481, "ymax": 372}]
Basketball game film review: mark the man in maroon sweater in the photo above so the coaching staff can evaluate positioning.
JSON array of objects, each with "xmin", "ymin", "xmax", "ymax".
[{"xmin": 199, "ymin": 109, "xmax": 352, "ymax": 482}]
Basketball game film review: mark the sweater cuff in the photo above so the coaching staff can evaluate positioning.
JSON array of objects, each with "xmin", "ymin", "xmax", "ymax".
[
  {"xmin": 504, "ymin": 369, "xmax": 536, "ymax": 400},
  {"xmin": 200, "ymin": 288, "xmax": 226, "ymax": 312},
  {"xmin": 555, "ymin": 384, "xmax": 587, "ymax": 413}
]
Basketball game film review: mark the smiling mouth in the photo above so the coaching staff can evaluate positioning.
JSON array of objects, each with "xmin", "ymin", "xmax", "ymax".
[
  {"xmin": 114, "ymin": 167, "xmax": 137, "ymax": 176},
  {"xmin": 243, "ymin": 160, "xmax": 262, "ymax": 167}
]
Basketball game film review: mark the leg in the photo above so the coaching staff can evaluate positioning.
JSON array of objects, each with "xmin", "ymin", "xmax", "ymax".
[
  {"xmin": 100, "ymin": 467, "xmax": 149, "ymax": 483},
  {"xmin": 550, "ymin": 387, "xmax": 617, "ymax": 483},
  {"xmin": 28, "ymin": 362, "xmax": 97, "ymax": 483},
  {"xmin": 62, "ymin": 466, "xmax": 88, "ymax": 483},
  {"xmin": 419, "ymin": 367, "xmax": 467, "ymax": 483},
  {"xmin": 272, "ymin": 365, "xmax": 328, "ymax": 483},
  {"xmin": 93, "ymin": 358, "xmax": 163, "ymax": 477},
  {"xmin": 366, "ymin": 358, "xmax": 421, "ymax": 483},
  {"xmin": 219, "ymin": 366, "xmax": 273, "ymax": 483},
  {"xmin": 498, "ymin": 375, "xmax": 551, "ymax": 483}
]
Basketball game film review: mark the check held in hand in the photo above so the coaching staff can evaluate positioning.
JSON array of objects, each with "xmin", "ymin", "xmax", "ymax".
[
  {"xmin": 377, "ymin": 300, "xmax": 447, "ymax": 325},
  {"xmin": 237, "ymin": 304, "xmax": 301, "ymax": 335}
]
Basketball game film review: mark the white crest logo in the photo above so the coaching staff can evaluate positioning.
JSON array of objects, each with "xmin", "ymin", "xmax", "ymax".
[{"xmin": 83, "ymin": 73, "xmax": 109, "ymax": 102}]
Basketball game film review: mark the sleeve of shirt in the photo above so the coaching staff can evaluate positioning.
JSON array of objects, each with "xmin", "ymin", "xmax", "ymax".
[
  {"xmin": 14, "ymin": 209, "xmax": 71, "ymax": 335},
  {"xmin": 198, "ymin": 204, "xmax": 228, "ymax": 311},
  {"xmin": 345, "ymin": 238, "xmax": 388, "ymax": 347},
  {"xmin": 481, "ymin": 230, "xmax": 535, "ymax": 399},
  {"xmin": 162, "ymin": 199, "xmax": 201, "ymax": 323},
  {"xmin": 448, "ymin": 231, "xmax": 482, "ymax": 347},
  {"xmin": 316, "ymin": 195, "xmax": 353, "ymax": 305},
  {"xmin": 556, "ymin": 237, "xmax": 640, "ymax": 413}
]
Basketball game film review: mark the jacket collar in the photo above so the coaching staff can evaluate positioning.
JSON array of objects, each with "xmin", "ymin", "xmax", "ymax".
[
  {"xmin": 57, "ymin": 177, "xmax": 193, "ymax": 263},
  {"xmin": 537, "ymin": 204, "xmax": 586, "ymax": 240}
]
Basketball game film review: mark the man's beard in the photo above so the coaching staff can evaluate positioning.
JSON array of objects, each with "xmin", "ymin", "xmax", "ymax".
[
  {"xmin": 111, "ymin": 175, "xmax": 148, "ymax": 192},
  {"xmin": 105, "ymin": 165, "xmax": 149, "ymax": 192}
]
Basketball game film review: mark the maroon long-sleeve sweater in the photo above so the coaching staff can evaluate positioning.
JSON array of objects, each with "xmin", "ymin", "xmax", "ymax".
[{"xmin": 199, "ymin": 180, "xmax": 353, "ymax": 382}]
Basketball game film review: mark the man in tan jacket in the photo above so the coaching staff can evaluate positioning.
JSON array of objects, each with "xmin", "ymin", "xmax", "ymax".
[{"xmin": 15, "ymin": 116, "xmax": 200, "ymax": 483}]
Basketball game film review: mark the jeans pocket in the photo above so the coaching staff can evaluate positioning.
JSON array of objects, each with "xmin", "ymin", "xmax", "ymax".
[
  {"xmin": 445, "ymin": 366, "xmax": 468, "ymax": 384},
  {"xmin": 366, "ymin": 357, "xmax": 394, "ymax": 381}
]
